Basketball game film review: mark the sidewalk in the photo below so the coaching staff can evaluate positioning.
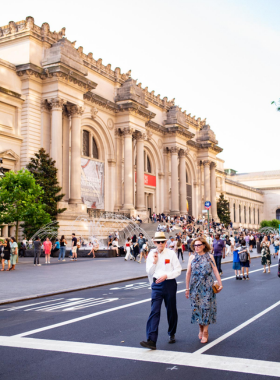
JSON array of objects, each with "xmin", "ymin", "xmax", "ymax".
[{"xmin": 0, "ymin": 249, "xmax": 262, "ymax": 305}]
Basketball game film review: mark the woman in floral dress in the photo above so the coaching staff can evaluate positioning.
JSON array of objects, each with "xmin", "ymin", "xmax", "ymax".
[
  {"xmin": 185, "ymin": 237, "xmax": 223, "ymax": 343},
  {"xmin": 260, "ymin": 235, "xmax": 271, "ymax": 273}
]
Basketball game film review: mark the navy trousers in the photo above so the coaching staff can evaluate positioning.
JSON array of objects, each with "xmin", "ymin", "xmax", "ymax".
[
  {"xmin": 214, "ymin": 255, "xmax": 222, "ymax": 273},
  {"xmin": 146, "ymin": 279, "xmax": 178, "ymax": 343}
]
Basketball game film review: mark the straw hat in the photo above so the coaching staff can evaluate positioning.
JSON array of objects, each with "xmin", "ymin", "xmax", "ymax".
[{"xmin": 153, "ymin": 232, "xmax": 167, "ymax": 241}]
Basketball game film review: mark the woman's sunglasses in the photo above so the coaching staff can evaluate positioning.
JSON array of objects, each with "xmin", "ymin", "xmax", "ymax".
[{"xmin": 194, "ymin": 244, "xmax": 203, "ymax": 247}]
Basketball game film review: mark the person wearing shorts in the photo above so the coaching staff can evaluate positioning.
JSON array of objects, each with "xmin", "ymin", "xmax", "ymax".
[
  {"xmin": 43, "ymin": 237, "xmax": 52, "ymax": 264},
  {"xmin": 72, "ymin": 233, "xmax": 77, "ymax": 261}
]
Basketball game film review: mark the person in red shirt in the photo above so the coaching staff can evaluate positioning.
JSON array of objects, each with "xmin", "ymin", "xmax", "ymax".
[{"xmin": 43, "ymin": 237, "xmax": 52, "ymax": 264}]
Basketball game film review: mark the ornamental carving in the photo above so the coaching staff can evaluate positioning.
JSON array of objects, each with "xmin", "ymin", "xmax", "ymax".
[
  {"xmin": 107, "ymin": 118, "xmax": 114, "ymax": 130},
  {"xmin": 203, "ymin": 160, "xmax": 211, "ymax": 167},
  {"xmin": 91, "ymin": 107, "xmax": 98, "ymax": 119},
  {"xmin": 134, "ymin": 131, "xmax": 145, "ymax": 141},
  {"xmin": 50, "ymin": 98, "xmax": 66, "ymax": 110},
  {"xmin": 146, "ymin": 130, "xmax": 152, "ymax": 141},
  {"xmin": 157, "ymin": 139, "xmax": 163, "ymax": 149},
  {"xmin": 170, "ymin": 146, "xmax": 180, "ymax": 154},
  {"xmin": 210, "ymin": 162, "xmax": 217, "ymax": 169},
  {"xmin": 114, "ymin": 129, "xmax": 123, "ymax": 137},
  {"xmin": 68, "ymin": 105, "xmax": 84, "ymax": 116},
  {"xmin": 41, "ymin": 100, "xmax": 51, "ymax": 111},
  {"xmin": 123, "ymin": 127, "xmax": 133, "ymax": 136}
]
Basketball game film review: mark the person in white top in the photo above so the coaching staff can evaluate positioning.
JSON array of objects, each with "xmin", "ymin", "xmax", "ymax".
[{"xmin": 140, "ymin": 231, "xmax": 182, "ymax": 350}]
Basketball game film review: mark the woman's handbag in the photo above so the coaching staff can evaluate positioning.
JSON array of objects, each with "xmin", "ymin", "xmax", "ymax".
[{"xmin": 212, "ymin": 282, "xmax": 220, "ymax": 294}]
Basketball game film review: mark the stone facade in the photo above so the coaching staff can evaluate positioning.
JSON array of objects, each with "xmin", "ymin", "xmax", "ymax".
[{"xmin": 0, "ymin": 16, "xmax": 272, "ymax": 236}]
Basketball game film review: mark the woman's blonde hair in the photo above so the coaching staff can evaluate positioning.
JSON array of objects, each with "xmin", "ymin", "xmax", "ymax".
[{"xmin": 190, "ymin": 237, "xmax": 211, "ymax": 253}]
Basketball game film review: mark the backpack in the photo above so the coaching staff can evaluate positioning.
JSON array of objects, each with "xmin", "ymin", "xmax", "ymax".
[{"xmin": 239, "ymin": 248, "xmax": 248, "ymax": 263}]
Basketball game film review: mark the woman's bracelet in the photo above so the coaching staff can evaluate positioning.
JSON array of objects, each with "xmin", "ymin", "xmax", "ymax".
[{"xmin": 186, "ymin": 288, "xmax": 190, "ymax": 291}]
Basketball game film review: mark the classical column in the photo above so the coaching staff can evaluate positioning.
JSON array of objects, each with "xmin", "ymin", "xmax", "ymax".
[
  {"xmin": 179, "ymin": 149, "xmax": 187, "ymax": 214},
  {"xmin": 163, "ymin": 148, "xmax": 170, "ymax": 214},
  {"xmin": 135, "ymin": 132, "xmax": 145, "ymax": 211},
  {"xmin": 170, "ymin": 147, "xmax": 180, "ymax": 215},
  {"xmin": 50, "ymin": 98, "xmax": 65, "ymax": 186},
  {"xmin": 2, "ymin": 225, "xmax": 8, "ymax": 238},
  {"xmin": 108, "ymin": 159, "xmax": 116, "ymax": 212},
  {"xmin": 198, "ymin": 161, "xmax": 203, "ymax": 216},
  {"xmin": 203, "ymin": 160, "xmax": 211, "ymax": 203},
  {"xmin": 68, "ymin": 105, "xmax": 83, "ymax": 204},
  {"xmin": 62, "ymin": 109, "xmax": 70, "ymax": 201},
  {"xmin": 122, "ymin": 127, "xmax": 134, "ymax": 210},
  {"xmin": 115, "ymin": 129, "xmax": 123, "ymax": 210},
  {"xmin": 210, "ymin": 162, "xmax": 218, "ymax": 220},
  {"xmin": 41, "ymin": 100, "xmax": 51, "ymax": 154}
]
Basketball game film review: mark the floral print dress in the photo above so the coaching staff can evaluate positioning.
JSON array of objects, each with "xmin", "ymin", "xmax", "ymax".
[
  {"xmin": 190, "ymin": 252, "xmax": 217, "ymax": 325},
  {"xmin": 261, "ymin": 242, "xmax": 271, "ymax": 266}
]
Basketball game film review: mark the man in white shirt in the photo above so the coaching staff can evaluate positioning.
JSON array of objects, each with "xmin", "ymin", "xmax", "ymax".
[{"xmin": 140, "ymin": 232, "xmax": 182, "ymax": 350}]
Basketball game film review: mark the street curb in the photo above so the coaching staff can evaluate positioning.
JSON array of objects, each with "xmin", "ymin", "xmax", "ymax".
[{"xmin": 0, "ymin": 256, "xmax": 261, "ymax": 306}]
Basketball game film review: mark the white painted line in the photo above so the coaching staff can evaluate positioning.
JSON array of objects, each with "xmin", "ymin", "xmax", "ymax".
[
  {"xmin": 0, "ymin": 298, "xmax": 65, "ymax": 312},
  {"xmin": 13, "ymin": 265, "xmax": 277, "ymax": 337},
  {"xmin": 195, "ymin": 299, "xmax": 280, "ymax": 354},
  {"xmin": 0, "ymin": 336, "xmax": 280, "ymax": 377}
]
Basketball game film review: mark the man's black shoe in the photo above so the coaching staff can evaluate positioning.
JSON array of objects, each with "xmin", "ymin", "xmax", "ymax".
[
  {"xmin": 140, "ymin": 340, "xmax": 156, "ymax": 350},
  {"xmin": 169, "ymin": 335, "xmax": 176, "ymax": 344}
]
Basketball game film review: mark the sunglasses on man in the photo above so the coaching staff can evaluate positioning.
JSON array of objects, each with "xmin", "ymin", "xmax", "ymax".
[{"xmin": 155, "ymin": 241, "xmax": 166, "ymax": 244}]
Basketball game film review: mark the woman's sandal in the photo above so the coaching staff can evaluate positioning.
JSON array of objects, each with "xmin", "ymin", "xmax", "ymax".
[{"xmin": 201, "ymin": 331, "xmax": 209, "ymax": 344}]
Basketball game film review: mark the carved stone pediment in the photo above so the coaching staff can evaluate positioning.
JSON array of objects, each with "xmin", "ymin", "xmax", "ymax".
[{"xmin": 0, "ymin": 149, "xmax": 20, "ymax": 162}]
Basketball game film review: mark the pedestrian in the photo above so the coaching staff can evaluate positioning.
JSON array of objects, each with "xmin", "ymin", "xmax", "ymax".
[
  {"xmin": 1, "ymin": 238, "xmax": 11, "ymax": 271},
  {"xmin": 138, "ymin": 242, "xmax": 148, "ymax": 263},
  {"xmin": 249, "ymin": 234, "xmax": 255, "ymax": 253},
  {"xmin": 33, "ymin": 236, "xmax": 41, "ymax": 266},
  {"xmin": 9, "ymin": 237, "xmax": 18, "ymax": 271},
  {"xmin": 19, "ymin": 241, "xmax": 26, "ymax": 257},
  {"xmin": 71, "ymin": 233, "xmax": 78, "ymax": 261},
  {"xmin": 225, "ymin": 236, "xmax": 231, "ymax": 257},
  {"xmin": 185, "ymin": 237, "xmax": 223, "ymax": 343},
  {"xmin": 137, "ymin": 233, "xmax": 146, "ymax": 255},
  {"xmin": 232, "ymin": 244, "xmax": 242, "ymax": 280},
  {"xmin": 124, "ymin": 237, "xmax": 133, "ymax": 261},
  {"xmin": 52, "ymin": 238, "xmax": 60, "ymax": 258},
  {"xmin": 132, "ymin": 234, "xmax": 138, "ymax": 260},
  {"xmin": 43, "ymin": 237, "xmax": 52, "ymax": 264},
  {"xmin": 112, "ymin": 237, "xmax": 119, "ymax": 257},
  {"xmin": 273, "ymin": 237, "xmax": 279, "ymax": 259},
  {"xmin": 211, "ymin": 233, "xmax": 225, "ymax": 275},
  {"xmin": 88, "ymin": 238, "xmax": 99, "ymax": 258},
  {"xmin": 140, "ymin": 232, "xmax": 182, "ymax": 350},
  {"xmin": 59, "ymin": 235, "xmax": 67, "ymax": 261},
  {"xmin": 177, "ymin": 238, "xmax": 184, "ymax": 262},
  {"xmin": 239, "ymin": 240, "xmax": 251, "ymax": 280},
  {"xmin": 260, "ymin": 236, "xmax": 271, "ymax": 273}
]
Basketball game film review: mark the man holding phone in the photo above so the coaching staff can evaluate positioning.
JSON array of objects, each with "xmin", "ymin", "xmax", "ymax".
[{"xmin": 140, "ymin": 231, "xmax": 182, "ymax": 350}]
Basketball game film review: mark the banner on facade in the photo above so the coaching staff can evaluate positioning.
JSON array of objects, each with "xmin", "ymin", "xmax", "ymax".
[
  {"xmin": 135, "ymin": 172, "xmax": 156, "ymax": 187},
  {"xmin": 81, "ymin": 158, "xmax": 104, "ymax": 209}
]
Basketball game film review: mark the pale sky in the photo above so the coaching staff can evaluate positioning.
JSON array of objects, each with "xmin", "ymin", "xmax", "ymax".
[{"xmin": 1, "ymin": 0, "xmax": 279, "ymax": 173}]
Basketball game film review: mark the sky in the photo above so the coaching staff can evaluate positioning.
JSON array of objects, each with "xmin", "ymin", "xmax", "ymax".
[{"xmin": 1, "ymin": 0, "xmax": 280, "ymax": 173}]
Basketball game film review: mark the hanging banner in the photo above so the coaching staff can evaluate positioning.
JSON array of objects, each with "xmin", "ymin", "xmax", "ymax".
[
  {"xmin": 81, "ymin": 158, "xmax": 104, "ymax": 209},
  {"xmin": 135, "ymin": 172, "xmax": 156, "ymax": 187}
]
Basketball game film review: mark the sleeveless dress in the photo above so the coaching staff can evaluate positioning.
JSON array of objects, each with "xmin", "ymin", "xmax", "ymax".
[
  {"xmin": 261, "ymin": 242, "xmax": 271, "ymax": 266},
  {"xmin": 190, "ymin": 252, "xmax": 217, "ymax": 325}
]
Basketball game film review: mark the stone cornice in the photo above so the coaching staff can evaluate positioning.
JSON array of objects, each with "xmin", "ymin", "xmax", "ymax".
[
  {"xmin": 84, "ymin": 92, "xmax": 119, "ymax": 112},
  {"xmin": 117, "ymin": 102, "xmax": 156, "ymax": 120},
  {"xmin": 16, "ymin": 63, "xmax": 97, "ymax": 91},
  {"xmin": 187, "ymin": 140, "xmax": 223, "ymax": 153},
  {"xmin": 145, "ymin": 120, "xmax": 166, "ymax": 134},
  {"xmin": 0, "ymin": 86, "xmax": 25, "ymax": 101},
  {"xmin": 225, "ymin": 178, "xmax": 263, "ymax": 194},
  {"xmin": 225, "ymin": 192, "xmax": 264, "ymax": 204},
  {"xmin": 165, "ymin": 125, "xmax": 194, "ymax": 139}
]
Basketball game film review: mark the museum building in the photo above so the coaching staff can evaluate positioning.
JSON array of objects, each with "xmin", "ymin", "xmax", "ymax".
[{"xmin": 0, "ymin": 16, "xmax": 278, "ymax": 236}]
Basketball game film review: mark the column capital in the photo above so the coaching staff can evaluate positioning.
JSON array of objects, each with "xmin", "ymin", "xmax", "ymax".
[
  {"xmin": 62, "ymin": 107, "xmax": 70, "ymax": 118},
  {"xmin": 179, "ymin": 148, "xmax": 188, "ymax": 158},
  {"xmin": 134, "ymin": 131, "xmax": 146, "ymax": 141},
  {"xmin": 170, "ymin": 146, "xmax": 180, "ymax": 155},
  {"xmin": 210, "ymin": 161, "xmax": 217, "ymax": 169},
  {"xmin": 114, "ymin": 128, "xmax": 123, "ymax": 137},
  {"xmin": 68, "ymin": 105, "xmax": 84, "ymax": 117},
  {"xmin": 203, "ymin": 160, "xmax": 211, "ymax": 167},
  {"xmin": 49, "ymin": 97, "xmax": 66, "ymax": 110},
  {"xmin": 158, "ymin": 172, "xmax": 164, "ymax": 179},
  {"xmin": 41, "ymin": 99, "xmax": 51, "ymax": 111},
  {"xmin": 107, "ymin": 159, "xmax": 116, "ymax": 167},
  {"xmin": 123, "ymin": 127, "xmax": 133, "ymax": 136},
  {"xmin": 163, "ymin": 147, "xmax": 170, "ymax": 155}
]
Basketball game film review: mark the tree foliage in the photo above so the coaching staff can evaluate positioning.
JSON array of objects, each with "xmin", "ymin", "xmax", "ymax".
[
  {"xmin": 217, "ymin": 193, "xmax": 231, "ymax": 227},
  {"xmin": 260, "ymin": 219, "xmax": 280, "ymax": 229},
  {"xmin": 26, "ymin": 148, "xmax": 66, "ymax": 224},
  {"xmin": 0, "ymin": 170, "xmax": 51, "ymax": 241}
]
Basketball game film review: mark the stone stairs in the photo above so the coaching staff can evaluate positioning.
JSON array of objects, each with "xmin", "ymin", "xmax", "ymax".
[{"xmin": 140, "ymin": 222, "xmax": 183, "ymax": 240}]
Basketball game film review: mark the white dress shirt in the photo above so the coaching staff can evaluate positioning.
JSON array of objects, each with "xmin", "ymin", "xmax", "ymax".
[{"xmin": 146, "ymin": 247, "xmax": 182, "ymax": 284}]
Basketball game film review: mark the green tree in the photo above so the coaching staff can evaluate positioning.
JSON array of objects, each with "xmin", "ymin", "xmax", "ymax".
[
  {"xmin": 217, "ymin": 193, "xmax": 231, "ymax": 227},
  {"xmin": 260, "ymin": 219, "xmax": 280, "ymax": 229},
  {"xmin": 26, "ymin": 148, "xmax": 66, "ymax": 226},
  {"xmin": 0, "ymin": 170, "xmax": 51, "ymax": 241}
]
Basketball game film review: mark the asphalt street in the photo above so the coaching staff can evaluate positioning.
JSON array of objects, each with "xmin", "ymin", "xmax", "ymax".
[{"xmin": 0, "ymin": 258, "xmax": 279, "ymax": 380}]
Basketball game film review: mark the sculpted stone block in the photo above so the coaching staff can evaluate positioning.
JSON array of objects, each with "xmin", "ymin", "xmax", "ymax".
[{"xmin": 115, "ymin": 78, "xmax": 148, "ymax": 108}]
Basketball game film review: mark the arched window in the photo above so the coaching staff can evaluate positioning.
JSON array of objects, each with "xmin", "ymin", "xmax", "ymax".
[
  {"xmin": 233, "ymin": 203, "xmax": 236, "ymax": 223},
  {"xmin": 249, "ymin": 207, "xmax": 251, "ymax": 224},
  {"xmin": 244, "ymin": 206, "xmax": 246, "ymax": 223},
  {"xmin": 147, "ymin": 155, "xmax": 152, "ymax": 174},
  {"xmin": 239, "ymin": 205, "xmax": 241, "ymax": 223},
  {"xmin": 186, "ymin": 172, "xmax": 189, "ymax": 183},
  {"xmin": 83, "ymin": 130, "xmax": 90, "ymax": 157},
  {"xmin": 92, "ymin": 137, "xmax": 98, "ymax": 159}
]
